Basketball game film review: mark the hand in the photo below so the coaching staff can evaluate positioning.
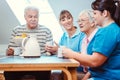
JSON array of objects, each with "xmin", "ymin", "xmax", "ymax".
[
  {"xmin": 45, "ymin": 45, "xmax": 58, "ymax": 54},
  {"xmin": 6, "ymin": 47, "xmax": 14, "ymax": 56},
  {"xmin": 62, "ymin": 47, "xmax": 75, "ymax": 58},
  {"xmin": 45, "ymin": 41, "xmax": 59, "ymax": 54},
  {"xmin": 81, "ymin": 72, "xmax": 91, "ymax": 80}
]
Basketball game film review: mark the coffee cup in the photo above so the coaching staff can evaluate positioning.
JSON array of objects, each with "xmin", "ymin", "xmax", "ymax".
[
  {"xmin": 57, "ymin": 46, "xmax": 65, "ymax": 58},
  {"xmin": 13, "ymin": 47, "xmax": 21, "ymax": 56},
  {"xmin": 45, "ymin": 41, "xmax": 53, "ymax": 56}
]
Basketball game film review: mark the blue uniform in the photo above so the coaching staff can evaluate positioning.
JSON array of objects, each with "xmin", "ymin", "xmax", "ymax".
[
  {"xmin": 59, "ymin": 28, "xmax": 82, "ymax": 52},
  {"xmin": 59, "ymin": 28, "xmax": 84, "ymax": 72},
  {"xmin": 87, "ymin": 23, "xmax": 120, "ymax": 80}
]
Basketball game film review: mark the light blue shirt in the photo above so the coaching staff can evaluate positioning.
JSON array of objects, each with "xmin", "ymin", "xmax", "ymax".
[
  {"xmin": 59, "ymin": 27, "xmax": 84, "ymax": 72},
  {"xmin": 87, "ymin": 23, "xmax": 120, "ymax": 80},
  {"xmin": 59, "ymin": 28, "xmax": 83, "ymax": 52}
]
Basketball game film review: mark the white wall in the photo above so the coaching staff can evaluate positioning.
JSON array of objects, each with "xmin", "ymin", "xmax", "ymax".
[
  {"xmin": 0, "ymin": 0, "xmax": 20, "ymax": 44},
  {"xmin": 48, "ymin": 0, "xmax": 94, "ymax": 26}
]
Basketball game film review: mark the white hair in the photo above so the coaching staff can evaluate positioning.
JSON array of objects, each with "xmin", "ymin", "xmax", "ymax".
[
  {"xmin": 79, "ymin": 9, "xmax": 94, "ymax": 22},
  {"xmin": 24, "ymin": 6, "xmax": 39, "ymax": 16}
]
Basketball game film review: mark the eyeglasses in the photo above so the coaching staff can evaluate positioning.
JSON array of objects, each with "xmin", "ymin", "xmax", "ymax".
[
  {"xmin": 76, "ymin": 18, "xmax": 89, "ymax": 23},
  {"xmin": 77, "ymin": 10, "xmax": 94, "ymax": 23}
]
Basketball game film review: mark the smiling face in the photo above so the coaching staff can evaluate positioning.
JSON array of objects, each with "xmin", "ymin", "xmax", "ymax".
[
  {"xmin": 24, "ymin": 9, "xmax": 39, "ymax": 29},
  {"xmin": 59, "ymin": 10, "xmax": 73, "ymax": 31},
  {"xmin": 78, "ymin": 13, "xmax": 94, "ymax": 34}
]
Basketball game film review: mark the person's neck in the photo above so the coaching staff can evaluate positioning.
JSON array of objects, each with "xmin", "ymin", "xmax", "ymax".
[
  {"xmin": 86, "ymin": 26, "xmax": 97, "ymax": 37},
  {"xmin": 27, "ymin": 25, "xmax": 38, "ymax": 30},
  {"xmin": 67, "ymin": 26, "xmax": 76, "ymax": 37},
  {"xmin": 102, "ymin": 18, "xmax": 114, "ymax": 27}
]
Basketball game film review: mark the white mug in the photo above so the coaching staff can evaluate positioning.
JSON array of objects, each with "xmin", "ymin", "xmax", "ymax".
[
  {"xmin": 57, "ymin": 46, "xmax": 65, "ymax": 58},
  {"xmin": 13, "ymin": 47, "xmax": 21, "ymax": 56},
  {"xmin": 45, "ymin": 41, "xmax": 53, "ymax": 56}
]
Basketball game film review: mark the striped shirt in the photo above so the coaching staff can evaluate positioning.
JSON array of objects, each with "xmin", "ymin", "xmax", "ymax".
[{"xmin": 9, "ymin": 24, "xmax": 53, "ymax": 54}]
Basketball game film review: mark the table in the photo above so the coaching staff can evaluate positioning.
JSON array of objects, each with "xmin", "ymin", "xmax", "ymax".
[{"xmin": 0, "ymin": 55, "xmax": 79, "ymax": 80}]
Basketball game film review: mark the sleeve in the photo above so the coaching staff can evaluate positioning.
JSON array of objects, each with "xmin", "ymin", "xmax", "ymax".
[
  {"xmin": 8, "ymin": 26, "xmax": 20, "ymax": 47},
  {"xmin": 45, "ymin": 28, "xmax": 53, "ymax": 44},
  {"xmin": 59, "ymin": 33, "xmax": 65, "ymax": 46},
  {"xmin": 93, "ymin": 28, "xmax": 118, "ymax": 57}
]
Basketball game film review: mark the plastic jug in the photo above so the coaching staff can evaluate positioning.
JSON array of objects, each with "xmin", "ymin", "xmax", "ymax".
[{"xmin": 21, "ymin": 34, "xmax": 41, "ymax": 57}]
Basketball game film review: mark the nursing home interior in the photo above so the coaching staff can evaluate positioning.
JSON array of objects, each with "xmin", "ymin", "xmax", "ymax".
[{"xmin": 0, "ymin": 0, "xmax": 94, "ymax": 80}]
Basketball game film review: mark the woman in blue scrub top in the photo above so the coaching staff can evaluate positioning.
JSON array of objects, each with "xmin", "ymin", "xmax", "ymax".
[
  {"xmin": 45, "ymin": 10, "xmax": 82, "ymax": 53},
  {"xmin": 62, "ymin": 0, "xmax": 120, "ymax": 80},
  {"xmin": 58, "ymin": 10, "xmax": 82, "ymax": 52}
]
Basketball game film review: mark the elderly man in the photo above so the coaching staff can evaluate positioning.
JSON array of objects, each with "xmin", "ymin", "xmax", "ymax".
[{"xmin": 5, "ymin": 6, "xmax": 53, "ymax": 80}]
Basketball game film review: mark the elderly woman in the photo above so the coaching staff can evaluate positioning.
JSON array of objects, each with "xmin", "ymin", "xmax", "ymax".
[
  {"xmin": 78, "ymin": 9, "xmax": 98, "ymax": 55},
  {"xmin": 62, "ymin": 9, "xmax": 99, "ymax": 80},
  {"xmin": 78, "ymin": 9, "xmax": 99, "ymax": 80}
]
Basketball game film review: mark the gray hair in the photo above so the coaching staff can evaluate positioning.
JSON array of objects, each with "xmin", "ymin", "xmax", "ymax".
[
  {"xmin": 79, "ymin": 9, "xmax": 94, "ymax": 22},
  {"xmin": 24, "ymin": 6, "xmax": 39, "ymax": 16}
]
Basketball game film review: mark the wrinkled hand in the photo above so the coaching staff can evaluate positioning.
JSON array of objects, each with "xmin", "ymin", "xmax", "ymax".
[
  {"xmin": 45, "ymin": 41, "xmax": 59, "ymax": 55},
  {"xmin": 6, "ymin": 47, "xmax": 14, "ymax": 56},
  {"xmin": 45, "ymin": 45, "xmax": 58, "ymax": 54},
  {"xmin": 62, "ymin": 47, "xmax": 75, "ymax": 58}
]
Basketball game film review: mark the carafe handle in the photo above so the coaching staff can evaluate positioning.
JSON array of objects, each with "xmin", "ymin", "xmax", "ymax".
[{"xmin": 21, "ymin": 37, "xmax": 28, "ymax": 50}]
